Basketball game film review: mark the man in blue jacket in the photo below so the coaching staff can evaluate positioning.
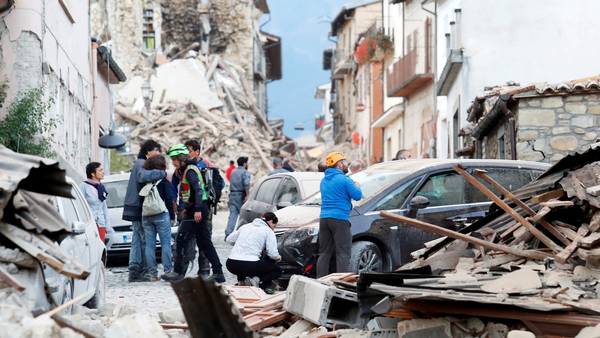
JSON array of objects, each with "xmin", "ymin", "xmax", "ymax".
[{"xmin": 317, "ymin": 152, "xmax": 362, "ymax": 278}]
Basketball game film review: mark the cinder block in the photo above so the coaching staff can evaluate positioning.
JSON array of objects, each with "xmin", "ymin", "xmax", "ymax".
[
  {"xmin": 367, "ymin": 317, "xmax": 402, "ymax": 338},
  {"xmin": 283, "ymin": 275, "xmax": 367, "ymax": 328},
  {"xmin": 397, "ymin": 318, "xmax": 452, "ymax": 338}
]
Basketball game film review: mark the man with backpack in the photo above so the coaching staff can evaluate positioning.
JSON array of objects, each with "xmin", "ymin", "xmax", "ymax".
[
  {"xmin": 162, "ymin": 144, "xmax": 225, "ymax": 283},
  {"xmin": 184, "ymin": 139, "xmax": 225, "ymax": 277}
]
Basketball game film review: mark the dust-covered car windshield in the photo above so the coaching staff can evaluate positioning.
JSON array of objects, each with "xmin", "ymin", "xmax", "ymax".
[
  {"xmin": 104, "ymin": 180, "xmax": 129, "ymax": 208},
  {"xmin": 300, "ymin": 170, "xmax": 410, "ymax": 206}
]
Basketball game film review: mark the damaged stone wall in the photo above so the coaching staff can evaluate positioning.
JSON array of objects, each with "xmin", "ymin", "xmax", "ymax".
[
  {"xmin": 516, "ymin": 94, "xmax": 600, "ymax": 163},
  {"xmin": 161, "ymin": 0, "xmax": 203, "ymax": 52}
]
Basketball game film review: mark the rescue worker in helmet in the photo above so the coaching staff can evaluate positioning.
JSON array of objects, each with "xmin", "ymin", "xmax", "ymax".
[
  {"xmin": 316, "ymin": 152, "xmax": 363, "ymax": 278},
  {"xmin": 162, "ymin": 144, "xmax": 225, "ymax": 283}
]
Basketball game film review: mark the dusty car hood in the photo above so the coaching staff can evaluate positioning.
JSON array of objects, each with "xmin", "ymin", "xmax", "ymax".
[{"xmin": 275, "ymin": 205, "xmax": 320, "ymax": 230}]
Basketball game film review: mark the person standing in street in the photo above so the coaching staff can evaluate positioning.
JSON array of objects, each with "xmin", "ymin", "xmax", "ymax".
[
  {"xmin": 268, "ymin": 157, "xmax": 288, "ymax": 176},
  {"xmin": 140, "ymin": 155, "xmax": 175, "ymax": 281},
  {"xmin": 123, "ymin": 140, "xmax": 166, "ymax": 282},
  {"xmin": 317, "ymin": 152, "xmax": 362, "ymax": 278},
  {"xmin": 162, "ymin": 144, "xmax": 225, "ymax": 283},
  {"xmin": 184, "ymin": 139, "xmax": 225, "ymax": 278},
  {"xmin": 81, "ymin": 162, "xmax": 111, "ymax": 242},
  {"xmin": 226, "ymin": 212, "xmax": 282, "ymax": 294},
  {"xmin": 225, "ymin": 160, "xmax": 235, "ymax": 182},
  {"xmin": 226, "ymin": 156, "xmax": 251, "ymax": 237}
]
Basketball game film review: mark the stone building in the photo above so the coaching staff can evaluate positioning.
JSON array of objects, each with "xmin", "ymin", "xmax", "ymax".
[
  {"xmin": 0, "ymin": 0, "xmax": 125, "ymax": 178},
  {"xmin": 463, "ymin": 76, "xmax": 600, "ymax": 163}
]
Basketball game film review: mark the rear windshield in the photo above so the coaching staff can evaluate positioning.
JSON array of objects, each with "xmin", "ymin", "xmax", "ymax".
[
  {"xmin": 104, "ymin": 180, "xmax": 129, "ymax": 208},
  {"xmin": 301, "ymin": 170, "xmax": 409, "ymax": 206}
]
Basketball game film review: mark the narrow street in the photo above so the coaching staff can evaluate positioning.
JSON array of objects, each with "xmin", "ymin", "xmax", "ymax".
[{"xmin": 106, "ymin": 212, "xmax": 235, "ymax": 317}]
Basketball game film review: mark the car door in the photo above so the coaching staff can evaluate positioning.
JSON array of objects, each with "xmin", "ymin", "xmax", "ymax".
[
  {"xmin": 239, "ymin": 177, "xmax": 283, "ymax": 225},
  {"xmin": 273, "ymin": 178, "xmax": 301, "ymax": 209},
  {"xmin": 67, "ymin": 186, "xmax": 94, "ymax": 295}
]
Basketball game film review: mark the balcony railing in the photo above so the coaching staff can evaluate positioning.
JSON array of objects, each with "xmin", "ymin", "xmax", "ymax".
[
  {"xmin": 332, "ymin": 49, "xmax": 353, "ymax": 79},
  {"xmin": 386, "ymin": 18, "xmax": 433, "ymax": 97}
]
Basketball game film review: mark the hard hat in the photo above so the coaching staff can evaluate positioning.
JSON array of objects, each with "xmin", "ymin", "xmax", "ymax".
[
  {"xmin": 325, "ymin": 151, "xmax": 346, "ymax": 167},
  {"xmin": 166, "ymin": 144, "xmax": 189, "ymax": 158}
]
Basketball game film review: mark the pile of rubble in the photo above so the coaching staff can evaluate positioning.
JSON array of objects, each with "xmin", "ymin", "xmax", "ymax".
[{"xmin": 115, "ymin": 54, "xmax": 299, "ymax": 178}]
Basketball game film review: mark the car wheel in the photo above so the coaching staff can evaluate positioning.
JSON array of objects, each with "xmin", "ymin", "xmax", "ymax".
[
  {"xmin": 85, "ymin": 266, "xmax": 106, "ymax": 309},
  {"xmin": 350, "ymin": 241, "xmax": 384, "ymax": 273}
]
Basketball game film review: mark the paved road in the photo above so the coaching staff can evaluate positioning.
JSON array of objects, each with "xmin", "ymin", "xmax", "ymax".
[{"xmin": 106, "ymin": 211, "xmax": 235, "ymax": 317}]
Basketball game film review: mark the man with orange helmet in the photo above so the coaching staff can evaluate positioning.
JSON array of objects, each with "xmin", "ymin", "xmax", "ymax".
[{"xmin": 317, "ymin": 151, "xmax": 362, "ymax": 277}]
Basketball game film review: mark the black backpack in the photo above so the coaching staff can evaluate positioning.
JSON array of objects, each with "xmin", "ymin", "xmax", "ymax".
[{"xmin": 200, "ymin": 167, "xmax": 225, "ymax": 214}]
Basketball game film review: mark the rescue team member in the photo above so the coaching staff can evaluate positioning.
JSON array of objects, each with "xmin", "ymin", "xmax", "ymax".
[
  {"xmin": 81, "ymin": 162, "xmax": 111, "ymax": 242},
  {"xmin": 162, "ymin": 144, "xmax": 225, "ymax": 283},
  {"xmin": 226, "ymin": 156, "xmax": 251, "ymax": 237},
  {"xmin": 123, "ymin": 140, "xmax": 166, "ymax": 282},
  {"xmin": 268, "ymin": 157, "xmax": 288, "ymax": 176},
  {"xmin": 226, "ymin": 212, "xmax": 282, "ymax": 294},
  {"xmin": 316, "ymin": 152, "xmax": 362, "ymax": 278}
]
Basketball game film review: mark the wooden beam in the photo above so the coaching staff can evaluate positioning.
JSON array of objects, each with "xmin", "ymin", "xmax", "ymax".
[
  {"xmin": 530, "ymin": 189, "xmax": 565, "ymax": 204},
  {"xmin": 379, "ymin": 211, "xmax": 549, "ymax": 260},
  {"xmin": 160, "ymin": 323, "xmax": 189, "ymax": 330},
  {"xmin": 556, "ymin": 225, "xmax": 589, "ymax": 263},
  {"xmin": 455, "ymin": 165, "xmax": 561, "ymax": 253},
  {"xmin": 540, "ymin": 200, "xmax": 575, "ymax": 208},
  {"xmin": 38, "ymin": 290, "xmax": 95, "ymax": 319},
  {"xmin": 0, "ymin": 265, "xmax": 25, "ymax": 291},
  {"xmin": 473, "ymin": 170, "xmax": 570, "ymax": 246}
]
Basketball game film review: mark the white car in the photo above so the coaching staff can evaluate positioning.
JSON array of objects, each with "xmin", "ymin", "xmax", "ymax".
[{"xmin": 43, "ymin": 177, "xmax": 107, "ymax": 309}]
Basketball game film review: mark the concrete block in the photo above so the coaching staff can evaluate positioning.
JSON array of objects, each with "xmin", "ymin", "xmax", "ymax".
[
  {"xmin": 284, "ymin": 275, "xmax": 367, "ymax": 329},
  {"xmin": 397, "ymin": 318, "xmax": 452, "ymax": 338},
  {"xmin": 367, "ymin": 317, "xmax": 402, "ymax": 338},
  {"xmin": 158, "ymin": 307, "xmax": 186, "ymax": 324}
]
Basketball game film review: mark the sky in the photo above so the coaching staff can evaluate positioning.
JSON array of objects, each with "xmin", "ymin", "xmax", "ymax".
[{"xmin": 264, "ymin": 0, "xmax": 347, "ymax": 138}]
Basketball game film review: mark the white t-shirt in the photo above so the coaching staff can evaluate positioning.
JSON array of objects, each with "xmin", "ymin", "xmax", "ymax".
[{"xmin": 226, "ymin": 218, "xmax": 280, "ymax": 262}]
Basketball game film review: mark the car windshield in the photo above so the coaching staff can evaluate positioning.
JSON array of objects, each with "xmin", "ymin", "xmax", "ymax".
[
  {"xmin": 300, "ymin": 170, "xmax": 410, "ymax": 206},
  {"xmin": 300, "ymin": 179, "xmax": 321, "ymax": 197},
  {"xmin": 104, "ymin": 180, "xmax": 129, "ymax": 208}
]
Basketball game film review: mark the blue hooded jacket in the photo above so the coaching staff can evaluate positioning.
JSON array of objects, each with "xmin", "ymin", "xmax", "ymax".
[{"xmin": 320, "ymin": 168, "xmax": 363, "ymax": 221}]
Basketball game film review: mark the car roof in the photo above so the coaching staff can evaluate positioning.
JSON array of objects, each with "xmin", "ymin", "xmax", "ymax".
[
  {"xmin": 267, "ymin": 171, "xmax": 324, "ymax": 180},
  {"xmin": 103, "ymin": 173, "xmax": 130, "ymax": 183},
  {"xmin": 362, "ymin": 159, "xmax": 551, "ymax": 174}
]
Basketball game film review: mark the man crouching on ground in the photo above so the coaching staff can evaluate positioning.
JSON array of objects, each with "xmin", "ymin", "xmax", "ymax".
[{"xmin": 162, "ymin": 144, "xmax": 225, "ymax": 283}]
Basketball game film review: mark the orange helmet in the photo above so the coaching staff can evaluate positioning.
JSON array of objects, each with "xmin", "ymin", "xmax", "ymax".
[{"xmin": 325, "ymin": 151, "xmax": 346, "ymax": 167}]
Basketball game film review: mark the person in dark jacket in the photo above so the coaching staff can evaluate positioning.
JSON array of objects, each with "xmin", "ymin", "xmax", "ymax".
[
  {"xmin": 141, "ymin": 155, "xmax": 175, "ymax": 281},
  {"xmin": 317, "ymin": 151, "xmax": 362, "ymax": 278},
  {"xmin": 162, "ymin": 144, "xmax": 225, "ymax": 283},
  {"xmin": 123, "ymin": 140, "xmax": 166, "ymax": 282}
]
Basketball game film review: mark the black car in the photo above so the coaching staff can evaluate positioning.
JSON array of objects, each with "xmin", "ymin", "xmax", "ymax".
[{"xmin": 274, "ymin": 159, "xmax": 550, "ymax": 279}]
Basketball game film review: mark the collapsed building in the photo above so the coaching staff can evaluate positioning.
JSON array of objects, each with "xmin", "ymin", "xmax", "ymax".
[{"xmin": 89, "ymin": 0, "xmax": 285, "ymax": 176}]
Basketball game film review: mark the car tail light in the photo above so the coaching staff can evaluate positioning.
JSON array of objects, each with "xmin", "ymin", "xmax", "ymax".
[{"xmin": 97, "ymin": 226, "xmax": 107, "ymax": 242}]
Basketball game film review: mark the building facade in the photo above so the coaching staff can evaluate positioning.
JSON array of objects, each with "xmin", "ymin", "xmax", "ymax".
[
  {"xmin": 0, "ymin": 0, "xmax": 124, "ymax": 178},
  {"xmin": 434, "ymin": 0, "xmax": 600, "ymax": 159}
]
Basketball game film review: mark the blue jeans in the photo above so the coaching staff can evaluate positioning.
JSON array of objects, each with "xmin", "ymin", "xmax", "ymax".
[
  {"xmin": 128, "ymin": 220, "xmax": 146, "ymax": 276},
  {"xmin": 226, "ymin": 201, "xmax": 241, "ymax": 237},
  {"xmin": 142, "ymin": 212, "xmax": 173, "ymax": 276}
]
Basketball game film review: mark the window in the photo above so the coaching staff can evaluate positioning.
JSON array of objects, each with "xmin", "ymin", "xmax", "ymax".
[
  {"xmin": 255, "ymin": 179, "xmax": 281, "ymax": 204},
  {"xmin": 452, "ymin": 110, "xmax": 459, "ymax": 158},
  {"xmin": 60, "ymin": 197, "xmax": 79, "ymax": 224},
  {"xmin": 143, "ymin": 9, "xmax": 155, "ymax": 50},
  {"xmin": 105, "ymin": 180, "xmax": 129, "ymax": 208},
  {"xmin": 416, "ymin": 172, "xmax": 466, "ymax": 207},
  {"xmin": 468, "ymin": 168, "xmax": 541, "ymax": 203},
  {"xmin": 274, "ymin": 179, "xmax": 300, "ymax": 205},
  {"xmin": 498, "ymin": 127, "xmax": 506, "ymax": 160},
  {"xmin": 374, "ymin": 177, "xmax": 420, "ymax": 211}
]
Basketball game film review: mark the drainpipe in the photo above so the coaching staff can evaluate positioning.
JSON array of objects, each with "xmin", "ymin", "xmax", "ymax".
[{"xmin": 422, "ymin": 0, "xmax": 437, "ymax": 158}]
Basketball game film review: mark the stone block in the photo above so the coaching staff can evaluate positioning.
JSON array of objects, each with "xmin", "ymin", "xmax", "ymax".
[
  {"xmin": 519, "ymin": 109, "xmax": 555, "ymax": 127},
  {"xmin": 572, "ymin": 116, "xmax": 595, "ymax": 128},
  {"xmin": 558, "ymin": 113, "xmax": 571, "ymax": 119},
  {"xmin": 283, "ymin": 275, "xmax": 367, "ymax": 328},
  {"xmin": 550, "ymin": 135, "xmax": 578, "ymax": 151},
  {"xmin": 552, "ymin": 127, "xmax": 571, "ymax": 135},
  {"xmin": 541, "ymin": 97, "xmax": 563, "ymax": 108},
  {"xmin": 565, "ymin": 95, "xmax": 584, "ymax": 102},
  {"xmin": 558, "ymin": 120, "xmax": 571, "ymax": 125},
  {"xmin": 525, "ymin": 99, "xmax": 541, "ymax": 107},
  {"xmin": 584, "ymin": 132, "xmax": 598, "ymax": 141},
  {"xmin": 518, "ymin": 130, "xmax": 538, "ymax": 141},
  {"xmin": 565, "ymin": 103, "xmax": 587, "ymax": 114},
  {"xmin": 551, "ymin": 153, "xmax": 565, "ymax": 162},
  {"xmin": 588, "ymin": 105, "xmax": 600, "ymax": 114},
  {"xmin": 574, "ymin": 128, "xmax": 586, "ymax": 134},
  {"xmin": 584, "ymin": 94, "xmax": 599, "ymax": 101}
]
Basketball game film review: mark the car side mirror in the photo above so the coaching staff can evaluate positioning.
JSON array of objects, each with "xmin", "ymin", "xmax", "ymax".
[
  {"xmin": 407, "ymin": 196, "xmax": 430, "ymax": 218},
  {"xmin": 276, "ymin": 201, "xmax": 293, "ymax": 210},
  {"xmin": 71, "ymin": 221, "xmax": 87, "ymax": 234}
]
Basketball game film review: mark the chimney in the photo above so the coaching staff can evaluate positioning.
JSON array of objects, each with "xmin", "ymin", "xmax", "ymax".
[
  {"xmin": 454, "ymin": 9, "xmax": 462, "ymax": 49},
  {"xmin": 449, "ymin": 21, "xmax": 456, "ymax": 50}
]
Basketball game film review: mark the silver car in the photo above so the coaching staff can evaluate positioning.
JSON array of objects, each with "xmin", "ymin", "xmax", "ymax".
[{"xmin": 103, "ymin": 173, "xmax": 177, "ymax": 261}]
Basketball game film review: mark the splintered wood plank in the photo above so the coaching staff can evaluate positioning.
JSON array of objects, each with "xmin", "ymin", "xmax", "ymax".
[
  {"xmin": 244, "ymin": 310, "xmax": 289, "ymax": 331},
  {"xmin": 458, "ymin": 166, "xmax": 561, "ymax": 253},
  {"xmin": 380, "ymin": 211, "xmax": 549, "ymax": 260},
  {"xmin": 581, "ymin": 232, "xmax": 600, "ymax": 249},
  {"xmin": 531, "ymin": 189, "xmax": 566, "ymax": 204},
  {"xmin": 540, "ymin": 200, "xmax": 575, "ymax": 208},
  {"xmin": 0, "ymin": 265, "xmax": 25, "ymax": 291},
  {"xmin": 530, "ymin": 207, "xmax": 552, "ymax": 224},
  {"xmin": 474, "ymin": 170, "xmax": 570, "ymax": 247},
  {"xmin": 589, "ymin": 211, "xmax": 600, "ymax": 232},
  {"xmin": 225, "ymin": 286, "xmax": 268, "ymax": 303},
  {"xmin": 556, "ymin": 225, "xmax": 590, "ymax": 263}
]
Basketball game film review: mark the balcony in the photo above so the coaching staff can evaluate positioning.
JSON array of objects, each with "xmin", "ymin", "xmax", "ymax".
[
  {"xmin": 386, "ymin": 48, "xmax": 433, "ymax": 97},
  {"xmin": 332, "ymin": 49, "xmax": 353, "ymax": 80},
  {"xmin": 437, "ymin": 49, "xmax": 464, "ymax": 95}
]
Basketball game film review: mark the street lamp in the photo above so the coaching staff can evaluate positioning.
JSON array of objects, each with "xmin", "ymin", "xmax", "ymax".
[{"xmin": 141, "ymin": 79, "xmax": 154, "ymax": 115}]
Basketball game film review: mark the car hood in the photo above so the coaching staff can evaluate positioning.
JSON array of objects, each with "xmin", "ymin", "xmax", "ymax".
[
  {"xmin": 107, "ymin": 207, "xmax": 130, "ymax": 227},
  {"xmin": 275, "ymin": 204, "xmax": 321, "ymax": 230}
]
